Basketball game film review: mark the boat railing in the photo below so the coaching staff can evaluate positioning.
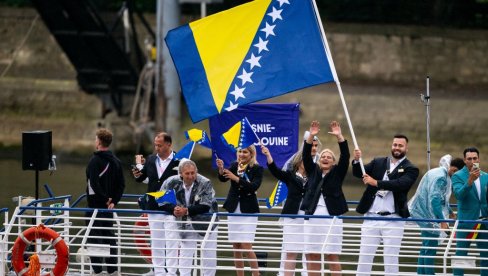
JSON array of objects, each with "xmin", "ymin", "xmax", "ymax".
[{"xmin": 1, "ymin": 194, "xmax": 487, "ymax": 275}]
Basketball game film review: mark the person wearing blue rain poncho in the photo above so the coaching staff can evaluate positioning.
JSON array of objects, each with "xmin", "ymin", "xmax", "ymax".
[{"xmin": 408, "ymin": 155, "xmax": 465, "ymax": 275}]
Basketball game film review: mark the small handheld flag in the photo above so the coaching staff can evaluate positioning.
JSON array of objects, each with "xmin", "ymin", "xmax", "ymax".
[
  {"xmin": 266, "ymin": 180, "xmax": 288, "ymax": 208},
  {"xmin": 147, "ymin": 189, "xmax": 177, "ymax": 205},
  {"xmin": 174, "ymin": 141, "xmax": 196, "ymax": 160},
  {"xmin": 220, "ymin": 117, "xmax": 259, "ymax": 152},
  {"xmin": 185, "ymin": 128, "xmax": 212, "ymax": 149}
]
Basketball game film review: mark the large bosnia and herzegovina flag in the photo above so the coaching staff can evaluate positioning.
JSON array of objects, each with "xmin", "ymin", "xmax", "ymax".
[{"xmin": 165, "ymin": 0, "xmax": 336, "ymax": 123}]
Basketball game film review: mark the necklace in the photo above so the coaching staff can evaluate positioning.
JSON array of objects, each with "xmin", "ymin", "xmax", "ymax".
[{"xmin": 237, "ymin": 162, "xmax": 248, "ymax": 176}]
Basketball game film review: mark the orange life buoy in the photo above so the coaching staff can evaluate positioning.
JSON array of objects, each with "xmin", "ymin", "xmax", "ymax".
[
  {"xmin": 133, "ymin": 214, "xmax": 152, "ymax": 264},
  {"xmin": 11, "ymin": 224, "xmax": 69, "ymax": 276}
]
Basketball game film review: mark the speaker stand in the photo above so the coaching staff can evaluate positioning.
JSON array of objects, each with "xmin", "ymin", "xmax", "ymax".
[{"xmin": 35, "ymin": 169, "xmax": 39, "ymax": 200}]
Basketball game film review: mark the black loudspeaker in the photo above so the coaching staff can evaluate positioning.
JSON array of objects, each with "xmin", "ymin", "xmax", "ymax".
[{"xmin": 22, "ymin": 130, "xmax": 52, "ymax": 171}]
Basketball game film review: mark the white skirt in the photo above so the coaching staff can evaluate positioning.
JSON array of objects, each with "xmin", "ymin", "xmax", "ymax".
[
  {"xmin": 227, "ymin": 203, "xmax": 258, "ymax": 243},
  {"xmin": 282, "ymin": 216, "xmax": 305, "ymax": 252},
  {"xmin": 304, "ymin": 205, "xmax": 343, "ymax": 254}
]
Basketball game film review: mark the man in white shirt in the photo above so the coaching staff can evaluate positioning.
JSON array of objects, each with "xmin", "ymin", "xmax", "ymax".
[
  {"xmin": 352, "ymin": 134, "xmax": 419, "ymax": 275},
  {"xmin": 133, "ymin": 132, "xmax": 179, "ymax": 276}
]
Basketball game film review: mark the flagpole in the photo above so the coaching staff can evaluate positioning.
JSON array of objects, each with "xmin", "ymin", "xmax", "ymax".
[
  {"xmin": 244, "ymin": 117, "xmax": 261, "ymax": 144},
  {"xmin": 311, "ymin": 0, "xmax": 365, "ymax": 175},
  {"xmin": 420, "ymin": 76, "xmax": 431, "ymax": 170},
  {"xmin": 189, "ymin": 141, "xmax": 196, "ymax": 160}
]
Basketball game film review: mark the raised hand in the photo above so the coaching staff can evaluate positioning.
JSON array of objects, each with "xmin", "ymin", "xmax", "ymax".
[
  {"xmin": 216, "ymin": 158, "xmax": 225, "ymax": 175},
  {"xmin": 328, "ymin": 120, "xmax": 344, "ymax": 142},
  {"xmin": 309, "ymin": 120, "xmax": 320, "ymax": 137},
  {"xmin": 261, "ymin": 145, "xmax": 273, "ymax": 163},
  {"xmin": 328, "ymin": 121, "xmax": 341, "ymax": 136}
]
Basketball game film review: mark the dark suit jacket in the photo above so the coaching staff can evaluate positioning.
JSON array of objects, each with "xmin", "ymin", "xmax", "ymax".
[
  {"xmin": 219, "ymin": 161, "xmax": 263, "ymax": 213},
  {"xmin": 300, "ymin": 140, "xmax": 350, "ymax": 216},
  {"xmin": 268, "ymin": 161, "xmax": 308, "ymax": 215},
  {"xmin": 136, "ymin": 153, "xmax": 179, "ymax": 210},
  {"xmin": 352, "ymin": 156, "xmax": 419, "ymax": 218}
]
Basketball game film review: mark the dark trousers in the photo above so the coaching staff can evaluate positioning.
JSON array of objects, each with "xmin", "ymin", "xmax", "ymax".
[{"xmin": 85, "ymin": 211, "xmax": 118, "ymax": 274}]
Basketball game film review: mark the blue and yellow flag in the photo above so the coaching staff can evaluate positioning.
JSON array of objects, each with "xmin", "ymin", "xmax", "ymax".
[
  {"xmin": 165, "ymin": 0, "xmax": 335, "ymax": 123},
  {"xmin": 174, "ymin": 141, "xmax": 195, "ymax": 160},
  {"xmin": 185, "ymin": 128, "xmax": 212, "ymax": 149},
  {"xmin": 266, "ymin": 180, "xmax": 288, "ymax": 208},
  {"xmin": 221, "ymin": 117, "xmax": 259, "ymax": 152},
  {"xmin": 147, "ymin": 189, "xmax": 177, "ymax": 205}
]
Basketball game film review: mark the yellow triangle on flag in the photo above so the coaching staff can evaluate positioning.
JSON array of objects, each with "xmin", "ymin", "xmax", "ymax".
[
  {"xmin": 190, "ymin": 0, "xmax": 272, "ymax": 113},
  {"xmin": 187, "ymin": 128, "xmax": 203, "ymax": 141},
  {"xmin": 222, "ymin": 121, "xmax": 243, "ymax": 148},
  {"xmin": 147, "ymin": 190, "xmax": 166, "ymax": 199}
]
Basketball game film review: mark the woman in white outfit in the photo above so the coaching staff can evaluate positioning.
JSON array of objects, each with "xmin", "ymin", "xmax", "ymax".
[
  {"xmin": 300, "ymin": 121, "xmax": 350, "ymax": 276},
  {"xmin": 217, "ymin": 145, "xmax": 263, "ymax": 276}
]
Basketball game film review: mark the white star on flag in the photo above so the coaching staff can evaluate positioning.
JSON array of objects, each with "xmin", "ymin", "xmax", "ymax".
[
  {"xmin": 253, "ymin": 37, "xmax": 269, "ymax": 53},
  {"xmin": 246, "ymin": 53, "xmax": 262, "ymax": 70},
  {"xmin": 225, "ymin": 101, "xmax": 238, "ymax": 112},
  {"xmin": 229, "ymin": 85, "xmax": 246, "ymax": 101},
  {"xmin": 260, "ymin": 22, "xmax": 276, "ymax": 38},
  {"xmin": 237, "ymin": 68, "xmax": 253, "ymax": 85},
  {"xmin": 267, "ymin": 7, "xmax": 283, "ymax": 22},
  {"xmin": 277, "ymin": 0, "xmax": 290, "ymax": 7}
]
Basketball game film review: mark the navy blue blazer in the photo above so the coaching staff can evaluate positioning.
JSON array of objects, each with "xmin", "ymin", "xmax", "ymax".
[
  {"xmin": 300, "ymin": 140, "xmax": 350, "ymax": 216},
  {"xmin": 135, "ymin": 153, "xmax": 179, "ymax": 210},
  {"xmin": 352, "ymin": 156, "xmax": 419, "ymax": 218},
  {"xmin": 219, "ymin": 161, "xmax": 263, "ymax": 213},
  {"xmin": 267, "ymin": 161, "xmax": 308, "ymax": 215}
]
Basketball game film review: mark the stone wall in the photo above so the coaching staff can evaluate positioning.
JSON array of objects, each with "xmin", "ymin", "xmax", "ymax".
[
  {"xmin": 0, "ymin": 7, "xmax": 487, "ymax": 157},
  {"xmin": 326, "ymin": 24, "xmax": 488, "ymax": 87}
]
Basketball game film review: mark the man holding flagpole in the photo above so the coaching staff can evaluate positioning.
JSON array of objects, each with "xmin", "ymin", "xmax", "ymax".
[
  {"xmin": 352, "ymin": 135, "xmax": 419, "ymax": 275},
  {"xmin": 452, "ymin": 147, "xmax": 488, "ymax": 276},
  {"xmin": 133, "ymin": 132, "xmax": 180, "ymax": 276}
]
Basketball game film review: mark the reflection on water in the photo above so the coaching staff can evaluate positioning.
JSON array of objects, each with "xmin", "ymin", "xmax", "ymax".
[{"xmin": 1, "ymin": 157, "xmax": 368, "ymax": 213}]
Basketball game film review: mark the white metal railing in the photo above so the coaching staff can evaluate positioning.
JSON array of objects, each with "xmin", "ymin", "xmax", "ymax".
[
  {"xmin": 1, "ymin": 207, "xmax": 9, "ymax": 276},
  {"xmin": 1, "ymin": 195, "xmax": 487, "ymax": 275}
]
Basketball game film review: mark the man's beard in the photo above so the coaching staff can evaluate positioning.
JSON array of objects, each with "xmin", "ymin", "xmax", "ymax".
[{"xmin": 391, "ymin": 150, "xmax": 406, "ymax": 159}]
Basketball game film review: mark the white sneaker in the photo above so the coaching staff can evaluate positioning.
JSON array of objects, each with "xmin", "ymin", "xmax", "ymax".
[{"xmin": 108, "ymin": 272, "xmax": 121, "ymax": 276}]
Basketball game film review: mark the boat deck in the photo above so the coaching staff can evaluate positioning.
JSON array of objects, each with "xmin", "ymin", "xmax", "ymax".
[{"xmin": 1, "ymin": 194, "xmax": 487, "ymax": 275}]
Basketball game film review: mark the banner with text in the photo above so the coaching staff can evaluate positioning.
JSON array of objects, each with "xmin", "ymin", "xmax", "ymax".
[{"xmin": 209, "ymin": 103, "xmax": 299, "ymax": 168}]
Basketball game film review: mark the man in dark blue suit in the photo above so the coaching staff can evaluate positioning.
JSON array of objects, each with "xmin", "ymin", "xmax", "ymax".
[
  {"xmin": 352, "ymin": 134, "xmax": 419, "ymax": 275},
  {"xmin": 133, "ymin": 132, "xmax": 179, "ymax": 276}
]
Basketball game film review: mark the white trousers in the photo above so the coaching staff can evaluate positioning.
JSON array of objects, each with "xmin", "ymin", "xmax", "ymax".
[
  {"xmin": 356, "ymin": 216, "xmax": 405, "ymax": 276},
  {"xmin": 178, "ymin": 226, "xmax": 218, "ymax": 276},
  {"xmin": 148, "ymin": 213, "xmax": 179, "ymax": 276}
]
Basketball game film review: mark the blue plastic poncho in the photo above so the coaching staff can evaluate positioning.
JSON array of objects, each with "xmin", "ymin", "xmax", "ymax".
[{"xmin": 408, "ymin": 155, "xmax": 453, "ymax": 232}]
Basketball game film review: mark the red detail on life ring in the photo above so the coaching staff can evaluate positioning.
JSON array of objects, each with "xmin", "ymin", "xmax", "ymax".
[
  {"xmin": 134, "ymin": 214, "xmax": 152, "ymax": 264},
  {"xmin": 11, "ymin": 224, "xmax": 69, "ymax": 276}
]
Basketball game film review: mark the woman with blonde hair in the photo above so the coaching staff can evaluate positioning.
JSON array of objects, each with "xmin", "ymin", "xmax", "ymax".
[
  {"xmin": 300, "ymin": 120, "xmax": 350, "ymax": 276},
  {"xmin": 217, "ymin": 145, "xmax": 263, "ymax": 276}
]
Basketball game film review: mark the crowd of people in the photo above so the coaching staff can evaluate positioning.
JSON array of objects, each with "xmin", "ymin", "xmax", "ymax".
[{"xmin": 84, "ymin": 122, "xmax": 488, "ymax": 276}]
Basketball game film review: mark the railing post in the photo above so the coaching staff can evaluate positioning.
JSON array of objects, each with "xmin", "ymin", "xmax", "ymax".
[
  {"xmin": 81, "ymin": 209, "xmax": 98, "ymax": 275},
  {"xmin": 0, "ymin": 209, "xmax": 7, "ymax": 276},
  {"xmin": 64, "ymin": 198, "xmax": 70, "ymax": 243},
  {"xmin": 200, "ymin": 213, "xmax": 218, "ymax": 276},
  {"xmin": 114, "ymin": 212, "xmax": 122, "ymax": 274},
  {"xmin": 443, "ymin": 219, "xmax": 459, "ymax": 274}
]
